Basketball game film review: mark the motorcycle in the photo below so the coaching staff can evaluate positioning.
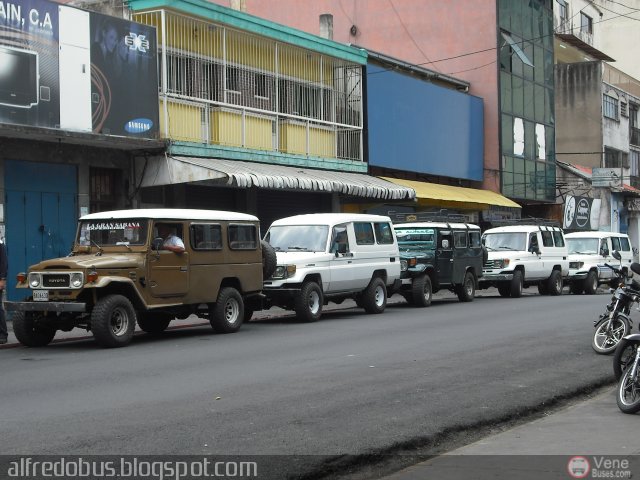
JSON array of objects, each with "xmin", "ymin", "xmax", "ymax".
[
  {"xmin": 591, "ymin": 252, "xmax": 640, "ymax": 355},
  {"xmin": 616, "ymin": 332, "xmax": 640, "ymax": 413}
]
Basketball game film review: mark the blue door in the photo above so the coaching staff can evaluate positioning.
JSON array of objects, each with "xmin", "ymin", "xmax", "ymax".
[{"xmin": 5, "ymin": 160, "xmax": 77, "ymax": 301}]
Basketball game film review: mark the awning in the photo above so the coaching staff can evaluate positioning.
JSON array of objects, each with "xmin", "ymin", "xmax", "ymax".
[
  {"xmin": 379, "ymin": 177, "xmax": 521, "ymax": 209},
  {"xmin": 140, "ymin": 156, "xmax": 416, "ymax": 200}
]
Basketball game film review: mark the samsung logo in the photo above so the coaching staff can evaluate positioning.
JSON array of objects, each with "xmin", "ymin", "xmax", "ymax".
[{"xmin": 125, "ymin": 118, "xmax": 153, "ymax": 134}]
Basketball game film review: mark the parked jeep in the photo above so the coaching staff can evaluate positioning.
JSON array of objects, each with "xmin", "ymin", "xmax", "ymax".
[
  {"xmin": 479, "ymin": 224, "xmax": 569, "ymax": 297},
  {"xmin": 262, "ymin": 213, "xmax": 401, "ymax": 322},
  {"xmin": 566, "ymin": 231, "xmax": 634, "ymax": 294},
  {"xmin": 6, "ymin": 209, "xmax": 275, "ymax": 348},
  {"xmin": 392, "ymin": 221, "xmax": 485, "ymax": 306}
]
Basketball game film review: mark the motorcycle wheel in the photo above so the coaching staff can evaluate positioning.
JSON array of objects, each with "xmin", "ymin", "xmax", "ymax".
[
  {"xmin": 613, "ymin": 338, "xmax": 640, "ymax": 381},
  {"xmin": 592, "ymin": 314, "xmax": 630, "ymax": 354},
  {"xmin": 617, "ymin": 367, "xmax": 640, "ymax": 414}
]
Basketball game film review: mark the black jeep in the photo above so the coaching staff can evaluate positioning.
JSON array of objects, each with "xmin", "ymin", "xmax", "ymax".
[{"xmin": 392, "ymin": 220, "xmax": 486, "ymax": 307}]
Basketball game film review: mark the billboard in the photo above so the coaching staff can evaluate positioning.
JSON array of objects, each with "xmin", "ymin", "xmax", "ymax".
[
  {"xmin": 0, "ymin": 0, "xmax": 158, "ymax": 138},
  {"xmin": 90, "ymin": 12, "xmax": 158, "ymax": 137},
  {"xmin": 563, "ymin": 195, "xmax": 601, "ymax": 230},
  {"xmin": 0, "ymin": 0, "xmax": 60, "ymax": 127}
]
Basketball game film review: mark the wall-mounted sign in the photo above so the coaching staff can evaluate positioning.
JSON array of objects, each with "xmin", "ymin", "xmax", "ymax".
[{"xmin": 563, "ymin": 195, "xmax": 601, "ymax": 230}]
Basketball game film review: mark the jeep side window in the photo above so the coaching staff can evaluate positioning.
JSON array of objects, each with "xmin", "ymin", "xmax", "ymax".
[
  {"xmin": 541, "ymin": 230, "xmax": 553, "ymax": 247},
  {"xmin": 374, "ymin": 222, "xmax": 394, "ymax": 244},
  {"xmin": 228, "ymin": 224, "xmax": 258, "ymax": 250},
  {"xmin": 621, "ymin": 237, "xmax": 631, "ymax": 251},
  {"xmin": 469, "ymin": 231, "xmax": 481, "ymax": 248},
  {"xmin": 354, "ymin": 222, "xmax": 375, "ymax": 245},
  {"xmin": 529, "ymin": 233, "xmax": 539, "ymax": 252},
  {"xmin": 191, "ymin": 224, "xmax": 222, "ymax": 250},
  {"xmin": 601, "ymin": 239, "xmax": 609, "ymax": 256},
  {"xmin": 612, "ymin": 236, "xmax": 622, "ymax": 252},
  {"xmin": 330, "ymin": 226, "xmax": 350, "ymax": 254},
  {"xmin": 453, "ymin": 231, "xmax": 467, "ymax": 248},
  {"xmin": 439, "ymin": 231, "xmax": 452, "ymax": 250},
  {"xmin": 552, "ymin": 230, "xmax": 565, "ymax": 247}
]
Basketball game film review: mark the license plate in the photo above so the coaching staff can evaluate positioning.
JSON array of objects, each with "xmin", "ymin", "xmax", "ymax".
[{"xmin": 33, "ymin": 290, "xmax": 49, "ymax": 301}]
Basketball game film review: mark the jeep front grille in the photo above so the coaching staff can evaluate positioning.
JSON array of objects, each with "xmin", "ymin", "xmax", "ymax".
[
  {"xmin": 43, "ymin": 274, "xmax": 70, "ymax": 288},
  {"xmin": 484, "ymin": 260, "xmax": 501, "ymax": 269}
]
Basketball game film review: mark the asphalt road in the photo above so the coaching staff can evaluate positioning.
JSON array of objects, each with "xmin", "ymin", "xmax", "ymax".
[{"xmin": 0, "ymin": 289, "xmax": 618, "ymax": 478}]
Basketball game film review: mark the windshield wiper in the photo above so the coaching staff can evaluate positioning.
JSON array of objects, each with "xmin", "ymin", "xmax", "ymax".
[
  {"xmin": 116, "ymin": 241, "xmax": 132, "ymax": 251},
  {"xmin": 90, "ymin": 238, "xmax": 103, "ymax": 256},
  {"xmin": 287, "ymin": 246, "xmax": 310, "ymax": 251},
  {"xmin": 498, "ymin": 246, "xmax": 515, "ymax": 250}
]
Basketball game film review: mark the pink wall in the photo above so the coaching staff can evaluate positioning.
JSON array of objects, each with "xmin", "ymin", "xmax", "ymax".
[{"xmin": 211, "ymin": 0, "xmax": 500, "ymax": 193}]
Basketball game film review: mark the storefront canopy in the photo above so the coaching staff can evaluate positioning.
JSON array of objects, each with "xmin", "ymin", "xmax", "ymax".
[
  {"xmin": 379, "ymin": 177, "xmax": 521, "ymax": 209},
  {"xmin": 140, "ymin": 156, "xmax": 416, "ymax": 200}
]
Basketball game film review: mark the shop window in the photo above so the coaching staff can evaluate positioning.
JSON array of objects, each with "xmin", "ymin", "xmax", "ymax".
[{"xmin": 90, "ymin": 168, "xmax": 120, "ymax": 213}]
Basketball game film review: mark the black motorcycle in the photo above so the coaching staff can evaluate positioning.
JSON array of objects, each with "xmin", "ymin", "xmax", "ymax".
[
  {"xmin": 591, "ymin": 253, "xmax": 640, "ymax": 355},
  {"xmin": 616, "ymin": 330, "xmax": 640, "ymax": 413}
]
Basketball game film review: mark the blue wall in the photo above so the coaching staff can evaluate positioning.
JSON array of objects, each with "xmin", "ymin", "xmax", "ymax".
[{"xmin": 366, "ymin": 63, "xmax": 484, "ymax": 181}]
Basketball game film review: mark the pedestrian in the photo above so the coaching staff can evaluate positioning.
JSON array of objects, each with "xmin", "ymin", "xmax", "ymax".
[{"xmin": 0, "ymin": 241, "xmax": 7, "ymax": 344}]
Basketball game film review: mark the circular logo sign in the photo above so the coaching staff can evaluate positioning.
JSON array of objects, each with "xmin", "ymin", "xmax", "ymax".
[
  {"xmin": 567, "ymin": 456, "xmax": 590, "ymax": 478},
  {"xmin": 575, "ymin": 198, "xmax": 591, "ymax": 228},
  {"xmin": 564, "ymin": 196, "xmax": 576, "ymax": 228}
]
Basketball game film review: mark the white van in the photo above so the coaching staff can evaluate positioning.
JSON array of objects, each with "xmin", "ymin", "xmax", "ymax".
[
  {"xmin": 565, "ymin": 231, "xmax": 634, "ymax": 294},
  {"xmin": 263, "ymin": 213, "xmax": 401, "ymax": 322}
]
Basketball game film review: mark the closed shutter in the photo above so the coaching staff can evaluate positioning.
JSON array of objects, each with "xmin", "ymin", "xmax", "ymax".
[
  {"xmin": 185, "ymin": 185, "xmax": 237, "ymax": 211},
  {"xmin": 257, "ymin": 190, "xmax": 330, "ymax": 233}
]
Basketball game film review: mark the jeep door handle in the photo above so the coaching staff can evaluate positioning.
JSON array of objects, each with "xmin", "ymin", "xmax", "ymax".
[{"xmin": 180, "ymin": 266, "xmax": 188, "ymax": 271}]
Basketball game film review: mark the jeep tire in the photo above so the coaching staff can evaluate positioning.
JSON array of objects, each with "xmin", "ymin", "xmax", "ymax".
[
  {"xmin": 13, "ymin": 311, "xmax": 57, "ymax": 347},
  {"xmin": 510, "ymin": 270, "xmax": 523, "ymax": 298},
  {"xmin": 411, "ymin": 274, "xmax": 432, "ymax": 307},
  {"xmin": 362, "ymin": 277, "xmax": 387, "ymax": 314},
  {"xmin": 584, "ymin": 270, "xmax": 598, "ymax": 295},
  {"xmin": 538, "ymin": 281, "xmax": 549, "ymax": 295},
  {"xmin": 498, "ymin": 284, "xmax": 511, "ymax": 297},
  {"xmin": 456, "ymin": 271, "xmax": 475, "ymax": 302},
  {"xmin": 569, "ymin": 282, "xmax": 584, "ymax": 295},
  {"xmin": 137, "ymin": 312, "xmax": 172, "ymax": 334},
  {"xmin": 210, "ymin": 287, "xmax": 244, "ymax": 333},
  {"xmin": 261, "ymin": 240, "xmax": 277, "ymax": 279},
  {"xmin": 91, "ymin": 295, "xmax": 137, "ymax": 348},
  {"xmin": 295, "ymin": 281, "xmax": 323, "ymax": 322},
  {"xmin": 547, "ymin": 270, "xmax": 563, "ymax": 296}
]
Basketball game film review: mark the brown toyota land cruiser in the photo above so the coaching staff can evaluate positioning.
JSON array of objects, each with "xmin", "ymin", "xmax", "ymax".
[{"xmin": 6, "ymin": 208, "xmax": 276, "ymax": 348}]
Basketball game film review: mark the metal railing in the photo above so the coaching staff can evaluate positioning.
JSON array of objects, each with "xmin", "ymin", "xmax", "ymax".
[{"xmin": 133, "ymin": 10, "xmax": 364, "ymax": 162}]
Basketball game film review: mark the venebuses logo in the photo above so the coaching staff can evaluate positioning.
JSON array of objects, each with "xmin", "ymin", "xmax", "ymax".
[{"xmin": 567, "ymin": 456, "xmax": 590, "ymax": 478}]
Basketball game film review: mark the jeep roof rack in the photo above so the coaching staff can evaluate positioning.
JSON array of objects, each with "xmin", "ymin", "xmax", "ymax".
[
  {"xmin": 390, "ymin": 209, "xmax": 471, "ymax": 224},
  {"xmin": 485, "ymin": 217, "xmax": 560, "ymax": 228}
]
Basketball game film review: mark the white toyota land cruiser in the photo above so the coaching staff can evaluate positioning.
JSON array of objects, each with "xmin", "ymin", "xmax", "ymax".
[
  {"xmin": 478, "ymin": 224, "xmax": 569, "ymax": 298},
  {"xmin": 262, "ymin": 213, "xmax": 401, "ymax": 322}
]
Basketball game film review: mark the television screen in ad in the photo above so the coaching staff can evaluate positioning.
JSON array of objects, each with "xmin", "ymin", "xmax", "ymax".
[{"xmin": 0, "ymin": 45, "xmax": 39, "ymax": 108}]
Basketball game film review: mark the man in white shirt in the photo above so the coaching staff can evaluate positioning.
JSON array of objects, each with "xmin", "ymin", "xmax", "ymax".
[{"xmin": 157, "ymin": 224, "xmax": 185, "ymax": 253}]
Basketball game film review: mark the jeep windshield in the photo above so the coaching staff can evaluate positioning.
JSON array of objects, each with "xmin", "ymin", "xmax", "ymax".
[
  {"xmin": 483, "ymin": 232, "xmax": 526, "ymax": 251},
  {"xmin": 77, "ymin": 219, "xmax": 149, "ymax": 247},
  {"xmin": 566, "ymin": 238, "xmax": 599, "ymax": 254},
  {"xmin": 265, "ymin": 225, "xmax": 329, "ymax": 252},
  {"xmin": 394, "ymin": 227, "xmax": 436, "ymax": 253}
]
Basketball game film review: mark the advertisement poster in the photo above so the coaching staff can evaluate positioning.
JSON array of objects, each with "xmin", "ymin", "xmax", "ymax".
[
  {"xmin": 90, "ymin": 12, "xmax": 158, "ymax": 137},
  {"xmin": 563, "ymin": 195, "xmax": 601, "ymax": 231},
  {"xmin": 0, "ymin": 0, "xmax": 60, "ymax": 128}
]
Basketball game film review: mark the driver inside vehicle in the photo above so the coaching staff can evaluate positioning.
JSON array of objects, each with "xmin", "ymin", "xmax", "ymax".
[
  {"xmin": 331, "ymin": 230, "xmax": 349, "ymax": 255},
  {"xmin": 157, "ymin": 224, "xmax": 185, "ymax": 254}
]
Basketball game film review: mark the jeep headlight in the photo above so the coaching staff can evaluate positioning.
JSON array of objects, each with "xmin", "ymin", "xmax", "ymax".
[
  {"xmin": 569, "ymin": 262, "xmax": 584, "ymax": 269},
  {"xmin": 271, "ymin": 265, "xmax": 296, "ymax": 279},
  {"xmin": 28, "ymin": 272, "xmax": 42, "ymax": 288},
  {"xmin": 70, "ymin": 272, "xmax": 84, "ymax": 288},
  {"xmin": 401, "ymin": 259, "xmax": 408, "ymax": 272},
  {"xmin": 494, "ymin": 259, "xmax": 510, "ymax": 269}
]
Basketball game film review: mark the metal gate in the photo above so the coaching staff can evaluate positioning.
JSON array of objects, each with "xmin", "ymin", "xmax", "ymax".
[{"xmin": 5, "ymin": 160, "xmax": 78, "ymax": 301}]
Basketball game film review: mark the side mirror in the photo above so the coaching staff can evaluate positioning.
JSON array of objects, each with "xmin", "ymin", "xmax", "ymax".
[
  {"xmin": 152, "ymin": 237, "xmax": 164, "ymax": 251},
  {"xmin": 613, "ymin": 250, "xmax": 622, "ymax": 261}
]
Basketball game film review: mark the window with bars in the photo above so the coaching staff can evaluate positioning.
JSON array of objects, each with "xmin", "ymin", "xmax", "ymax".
[
  {"xmin": 604, "ymin": 147, "xmax": 628, "ymax": 168},
  {"xmin": 581, "ymin": 12, "xmax": 593, "ymax": 34},
  {"xmin": 631, "ymin": 104, "xmax": 640, "ymax": 146},
  {"xmin": 557, "ymin": 0, "xmax": 568, "ymax": 23},
  {"xmin": 90, "ymin": 168, "xmax": 120, "ymax": 213},
  {"xmin": 604, "ymin": 94, "xmax": 619, "ymax": 120},
  {"xmin": 630, "ymin": 149, "xmax": 640, "ymax": 177}
]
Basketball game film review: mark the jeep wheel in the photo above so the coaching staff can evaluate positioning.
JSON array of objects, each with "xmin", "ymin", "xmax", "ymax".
[
  {"xmin": 498, "ymin": 284, "xmax": 511, "ymax": 297},
  {"xmin": 362, "ymin": 277, "xmax": 387, "ymax": 314},
  {"xmin": 456, "ymin": 271, "xmax": 475, "ymax": 302},
  {"xmin": 547, "ymin": 270, "xmax": 563, "ymax": 296},
  {"xmin": 261, "ymin": 240, "xmax": 278, "ymax": 279},
  {"xmin": 510, "ymin": 270, "xmax": 523, "ymax": 298},
  {"xmin": 91, "ymin": 295, "xmax": 136, "ymax": 348},
  {"xmin": 137, "ymin": 312, "xmax": 172, "ymax": 334},
  {"xmin": 13, "ymin": 311, "xmax": 56, "ymax": 347},
  {"xmin": 210, "ymin": 287, "xmax": 244, "ymax": 333},
  {"xmin": 295, "ymin": 281, "xmax": 323, "ymax": 322},
  {"xmin": 411, "ymin": 274, "xmax": 432, "ymax": 307},
  {"xmin": 584, "ymin": 271, "xmax": 598, "ymax": 295}
]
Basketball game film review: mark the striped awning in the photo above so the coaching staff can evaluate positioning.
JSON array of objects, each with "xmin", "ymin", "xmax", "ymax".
[{"xmin": 140, "ymin": 156, "xmax": 416, "ymax": 200}]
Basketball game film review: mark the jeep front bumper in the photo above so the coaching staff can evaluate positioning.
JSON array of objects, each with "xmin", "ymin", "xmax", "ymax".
[
  {"xmin": 4, "ymin": 301, "xmax": 87, "ymax": 313},
  {"xmin": 568, "ymin": 271, "xmax": 588, "ymax": 280},
  {"xmin": 480, "ymin": 272, "xmax": 514, "ymax": 282}
]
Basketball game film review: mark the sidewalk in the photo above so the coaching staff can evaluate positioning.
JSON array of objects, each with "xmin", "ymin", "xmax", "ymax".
[{"xmin": 383, "ymin": 386, "xmax": 640, "ymax": 479}]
